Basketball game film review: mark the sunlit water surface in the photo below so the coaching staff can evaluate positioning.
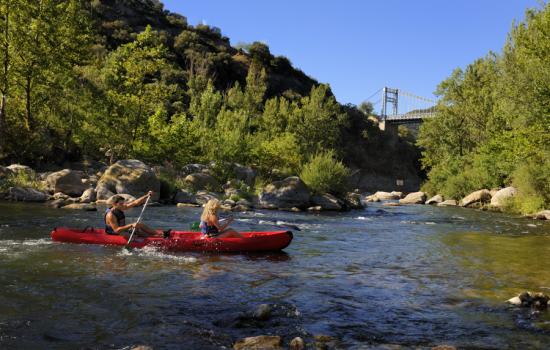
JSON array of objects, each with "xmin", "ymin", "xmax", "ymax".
[{"xmin": 0, "ymin": 201, "xmax": 549, "ymax": 349}]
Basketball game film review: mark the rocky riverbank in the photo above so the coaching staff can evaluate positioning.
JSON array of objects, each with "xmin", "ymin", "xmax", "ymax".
[{"xmin": 0, "ymin": 160, "xmax": 363, "ymax": 213}]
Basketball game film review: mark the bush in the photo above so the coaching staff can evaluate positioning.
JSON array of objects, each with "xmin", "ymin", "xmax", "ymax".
[
  {"xmin": 299, "ymin": 150, "xmax": 350, "ymax": 195},
  {"xmin": 505, "ymin": 156, "xmax": 550, "ymax": 214},
  {"xmin": 0, "ymin": 171, "xmax": 45, "ymax": 192}
]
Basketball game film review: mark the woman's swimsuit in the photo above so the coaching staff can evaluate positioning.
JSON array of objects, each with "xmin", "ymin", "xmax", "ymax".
[
  {"xmin": 105, "ymin": 208, "xmax": 125, "ymax": 235},
  {"xmin": 200, "ymin": 220, "xmax": 219, "ymax": 237}
]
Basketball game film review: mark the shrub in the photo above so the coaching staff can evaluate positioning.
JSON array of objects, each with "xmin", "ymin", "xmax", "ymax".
[
  {"xmin": 0, "ymin": 171, "xmax": 45, "ymax": 192},
  {"xmin": 505, "ymin": 156, "xmax": 550, "ymax": 214},
  {"xmin": 299, "ymin": 150, "xmax": 350, "ymax": 195}
]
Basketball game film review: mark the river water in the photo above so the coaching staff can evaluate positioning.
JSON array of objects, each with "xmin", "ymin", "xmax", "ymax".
[{"xmin": 0, "ymin": 201, "xmax": 549, "ymax": 349}]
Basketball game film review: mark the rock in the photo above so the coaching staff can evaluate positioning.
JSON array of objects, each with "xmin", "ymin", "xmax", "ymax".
[
  {"xmin": 383, "ymin": 202, "xmax": 400, "ymax": 206},
  {"xmin": 62, "ymin": 203, "xmax": 97, "ymax": 211},
  {"xmin": 426, "ymin": 194, "xmax": 444, "ymax": 205},
  {"xmin": 308, "ymin": 206, "xmax": 322, "ymax": 211},
  {"xmin": 507, "ymin": 291, "xmax": 549, "ymax": 309},
  {"xmin": 195, "ymin": 190, "xmax": 220, "ymax": 205},
  {"xmin": 52, "ymin": 192, "xmax": 70, "ymax": 200},
  {"xmin": 311, "ymin": 193, "xmax": 342, "ymax": 211},
  {"xmin": 364, "ymin": 194, "xmax": 380, "ymax": 202},
  {"xmin": 289, "ymin": 337, "xmax": 305, "ymax": 350},
  {"xmin": 7, "ymin": 187, "xmax": 49, "ymax": 202},
  {"xmin": 232, "ymin": 204, "xmax": 250, "ymax": 212},
  {"xmin": 490, "ymin": 187, "xmax": 518, "ymax": 207},
  {"xmin": 399, "ymin": 191, "xmax": 427, "ymax": 204},
  {"xmin": 259, "ymin": 176, "xmax": 310, "ymax": 209},
  {"xmin": 374, "ymin": 191, "xmax": 400, "ymax": 201},
  {"xmin": 344, "ymin": 192, "xmax": 364, "ymax": 209},
  {"xmin": 437, "ymin": 199, "xmax": 458, "ymax": 207},
  {"xmin": 234, "ymin": 335, "xmax": 282, "ymax": 350},
  {"xmin": 173, "ymin": 189, "xmax": 197, "ymax": 204},
  {"xmin": 131, "ymin": 346, "xmax": 153, "ymax": 350},
  {"xmin": 79, "ymin": 188, "xmax": 96, "ymax": 203},
  {"xmin": 49, "ymin": 198, "xmax": 69, "ymax": 208},
  {"xmin": 223, "ymin": 199, "xmax": 236, "ymax": 207},
  {"xmin": 0, "ymin": 166, "xmax": 13, "ymax": 178},
  {"xmin": 180, "ymin": 163, "xmax": 208, "ymax": 176},
  {"xmin": 236, "ymin": 198, "xmax": 252, "ymax": 207},
  {"xmin": 390, "ymin": 191, "xmax": 403, "ymax": 199},
  {"xmin": 313, "ymin": 335, "xmax": 338, "ymax": 350},
  {"xmin": 233, "ymin": 164, "xmax": 256, "ymax": 186},
  {"xmin": 46, "ymin": 169, "xmax": 88, "ymax": 197},
  {"xmin": 96, "ymin": 160, "xmax": 160, "ymax": 201},
  {"xmin": 460, "ymin": 189, "xmax": 491, "ymax": 208},
  {"xmin": 176, "ymin": 203, "xmax": 200, "ymax": 208},
  {"xmin": 432, "ymin": 346, "xmax": 457, "ymax": 350},
  {"xmin": 253, "ymin": 304, "xmax": 271, "ymax": 321},
  {"xmin": 184, "ymin": 173, "xmax": 220, "ymax": 192},
  {"xmin": 533, "ymin": 210, "xmax": 550, "ymax": 220},
  {"xmin": 7, "ymin": 164, "xmax": 34, "ymax": 177}
]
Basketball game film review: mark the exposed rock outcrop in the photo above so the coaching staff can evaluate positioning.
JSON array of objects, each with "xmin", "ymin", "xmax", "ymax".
[
  {"xmin": 437, "ymin": 199, "xmax": 458, "ymax": 207},
  {"xmin": 426, "ymin": 194, "xmax": 444, "ymax": 205},
  {"xmin": 233, "ymin": 335, "xmax": 282, "ymax": 350},
  {"xmin": 311, "ymin": 193, "xmax": 342, "ymax": 211},
  {"xmin": 7, "ymin": 187, "xmax": 49, "ymax": 202},
  {"xmin": 490, "ymin": 187, "xmax": 518, "ymax": 208},
  {"xmin": 184, "ymin": 173, "xmax": 220, "ymax": 192}
]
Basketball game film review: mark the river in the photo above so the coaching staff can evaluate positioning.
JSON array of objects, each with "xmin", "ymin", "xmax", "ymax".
[{"xmin": 0, "ymin": 201, "xmax": 549, "ymax": 349}]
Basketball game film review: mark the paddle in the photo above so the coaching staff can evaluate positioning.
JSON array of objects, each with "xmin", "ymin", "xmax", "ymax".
[{"xmin": 125, "ymin": 194, "xmax": 151, "ymax": 248}]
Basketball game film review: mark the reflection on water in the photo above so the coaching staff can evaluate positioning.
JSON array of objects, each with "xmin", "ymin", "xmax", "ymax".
[{"xmin": 0, "ymin": 201, "xmax": 549, "ymax": 349}]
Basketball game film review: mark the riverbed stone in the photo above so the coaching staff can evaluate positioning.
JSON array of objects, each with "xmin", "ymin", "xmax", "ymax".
[
  {"xmin": 176, "ymin": 202, "xmax": 200, "ymax": 208},
  {"xmin": 49, "ymin": 198, "xmax": 69, "ymax": 208},
  {"xmin": 173, "ymin": 189, "xmax": 197, "ymax": 204},
  {"xmin": 390, "ymin": 191, "xmax": 403, "ymax": 199},
  {"xmin": 184, "ymin": 173, "xmax": 220, "ymax": 192},
  {"xmin": 7, "ymin": 187, "xmax": 49, "ymax": 202},
  {"xmin": 507, "ymin": 291, "xmax": 549, "ymax": 309},
  {"xmin": 533, "ymin": 210, "xmax": 550, "ymax": 220},
  {"xmin": 79, "ymin": 188, "xmax": 96, "ymax": 203},
  {"xmin": 364, "ymin": 194, "xmax": 380, "ymax": 202},
  {"xmin": 259, "ymin": 176, "xmax": 310, "ymax": 209},
  {"xmin": 399, "ymin": 191, "xmax": 427, "ymax": 204},
  {"xmin": 490, "ymin": 187, "xmax": 518, "ymax": 208},
  {"xmin": 374, "ymin": 191, "xmax": 400, "ymax": 201},
  {"xmin": 253, "ymin": 304, "xmax": 271, "ymax": 321},
  {"xmin": 344, "ymin": 192, "xmax": 364, "ymax": 209},
  {"xmin": 432, "ymin": 346, "xmax": 457, "ymax": 350},
  {"xmin": 234, "ymin": 335, "xmax": 282, "ymax": 350},
  {"xmin": 62, "ymin": 203, "xmax": 97, "ymax": 211},
  {"xmin": 426, "ymin": 194, "xmax": 444, "ymax": 205},
  {"xmin": 289, "ymin": 337, "xmax": 305, "ymax": 350},
  {"xmin": 383, "ymin": 202, "xmax": 401, "ymax": 206},
  {"xmin": 96, "ymin": 160, "xmax": 160, "ymax": 201},
  {"xmin": 460, "ymin": 189, "xmax": 491, "ymax": 208},
  {"xmin": 311, "ymin": 193, "xmax": 342, "ymax": 211},
  {"xmin": 308, "ymin": 206, "xmax": 322, "ymax": 211},
  {"xmin": 46, "ymin": 169, "xmax": 88, "ymax": 197},
  {"xmin": 438, "ymin": 199, "xmax": 458, "ymax": 207}
]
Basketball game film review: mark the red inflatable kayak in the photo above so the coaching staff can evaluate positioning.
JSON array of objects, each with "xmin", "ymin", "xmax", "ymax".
[{"xmin": 50, "ymin": 227, "xmax": 293, "ymax": 252}]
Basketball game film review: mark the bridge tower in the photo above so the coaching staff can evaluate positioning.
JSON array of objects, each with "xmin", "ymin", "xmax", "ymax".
[{"xmin": 381, "ymin": 87, "xmax": 399, "ymax": 120}]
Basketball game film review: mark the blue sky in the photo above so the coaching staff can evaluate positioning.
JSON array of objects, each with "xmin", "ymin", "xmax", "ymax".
[{"xmin": 161, "ymin": 0, "xmax": 540, "ymax": 106}]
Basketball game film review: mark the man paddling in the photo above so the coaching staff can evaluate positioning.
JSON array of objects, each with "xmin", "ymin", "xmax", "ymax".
[{"xmin": 105, "ymin": 191, "xmax": 163, "ymax": 237}]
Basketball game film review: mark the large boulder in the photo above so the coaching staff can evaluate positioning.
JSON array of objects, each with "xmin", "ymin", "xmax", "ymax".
[
  {"xmin": 173, "ymin": 189, "xmax": 197, "ymax": 204},
  {"xmin": 233, "ymin": 164, "xmax": 256, "ymax": 186},
  {"xmin": 344, "ymin": 192, "xmax": 364, "ymax": 209},
  {"xmin": 96, "ymin": 160, "xmax": 160, "ymax": 201},
  {"xmin": 46, "ymin": 169, "xmax": 88, "ymax": 196},
  {"xmin": 184, "ymin": 173, "xmax": 220, "ymax": 192},
  {"xmin": 426, "ymin": 194, "xmax": 444, "ymax": 205},
  {"xmin": 460, "ymin": 189, "xmax": 491, "ymax": 208},
  {"xmin": 7, "ymin": 187, "xmax": 49, "ymax": 202},
  {"xmin": 399, "ymin": 191, "xmax": 427, "ymax": 204},
  {"xmin": 490, "ymin": 187, "xmax": 518, "ymax": 208},
  {"xmin": 233, "ymin": 335, "xmax": 282, "ymax": 350},
  {"xmin": 259, "ymin": 176, "xmax": 310, "ymax": 209},
  {"xmin": 311, "ymin": 193, "xmax": 342, "ymax": 211},
  {"xmin": 373, "ymin": 191, "xmax": 400, "ymax": 201}
]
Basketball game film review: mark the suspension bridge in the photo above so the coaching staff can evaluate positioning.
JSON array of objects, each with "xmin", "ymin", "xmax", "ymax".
[{"xmin": 365, "ymin": 87, "xmax": 437, "ymax": 125}]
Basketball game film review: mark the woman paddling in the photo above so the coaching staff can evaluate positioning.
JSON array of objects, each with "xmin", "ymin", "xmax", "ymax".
[
  {"xmin": 200, "ymin": 199, "xmax": 242, "ymax": 238},
  {"xmin": 105, "ymin": 192, "xmax": 163, "ymax": 237}
]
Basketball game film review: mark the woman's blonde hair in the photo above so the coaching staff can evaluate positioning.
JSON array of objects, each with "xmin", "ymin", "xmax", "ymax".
[{"xmin": 201, "ymin": 199, "xmax": 221, "ymax": 222}]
